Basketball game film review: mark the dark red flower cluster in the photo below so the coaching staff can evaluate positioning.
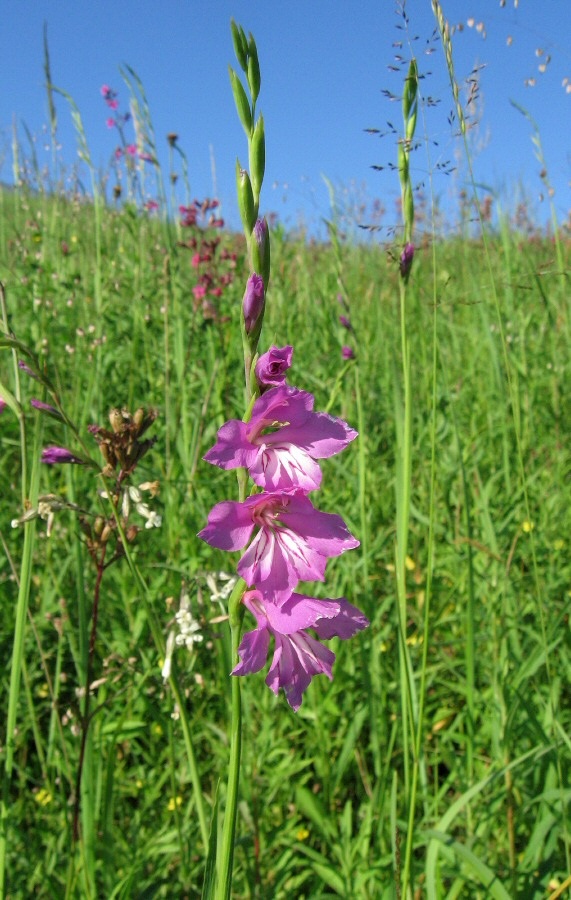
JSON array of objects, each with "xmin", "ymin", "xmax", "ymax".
[{"xmin": 178, "ymin": 199, "xmax": 238, "ymax": 318}]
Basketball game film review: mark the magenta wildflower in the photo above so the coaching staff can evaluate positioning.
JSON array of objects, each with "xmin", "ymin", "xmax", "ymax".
[
  {"xmin": 41, "ymin": 446, "xmax": 84, "ymax": 465},
  {"xmin": 255, "ymin": 345, "xmax": 293, "ymax": 388},
  {"xmin": 106, "ymin": 118, "xmax": 116, "ymax": 129},
  {"xmin": 243, "ymin": 273, "xmax": 265, "ymax": 335},
  {"xmin": 198, "ymin": 489, "xmax": 359, "ymax": 601},
  {"xmin": 339, "ymin": 315, "xmax": 351, "ymax": 330},
  {"xmin": 232, "ymin": 590, "xmax": 369, "ymax": 710},
  {"xmin": 342, "ymin": 346, "xmax": 355, "ymax": 361},
  {"xmin": 193, "ymin": 284, "xmax": 207, "ymax": 301},
  {"xmin": 204, "ymin": 385, "xmax": 357, "ymax": 492},
  {"xmin": 0, "ymin": 398, "xmax": 6, "ymax": 415},
  {"xmin": 126, "ymin": 144, "xmax": 137, "ymax": 156}
]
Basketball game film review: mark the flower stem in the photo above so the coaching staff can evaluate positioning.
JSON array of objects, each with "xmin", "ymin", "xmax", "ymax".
[{"xmin": 216, "ymin": 614, "xmax": 242, "ymax": 900}]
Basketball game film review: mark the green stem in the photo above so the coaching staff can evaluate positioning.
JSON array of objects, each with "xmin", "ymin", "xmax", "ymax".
[
  {"xmin": 216, "ymin": 603, "xmax": 243, "ymax": 900},
  {"xmin": 0, "ymin": 287, "xmax": 41, "ymax": 897}
]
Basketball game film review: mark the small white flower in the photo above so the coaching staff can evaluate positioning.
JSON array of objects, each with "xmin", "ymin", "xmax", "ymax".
[
  {"xmin": 161, "ymin": 631, "xmax": 176, "ymax": 680},
  {"xmin": 128, "ymin": 485, "xmax": 142, "ymax": 504}
]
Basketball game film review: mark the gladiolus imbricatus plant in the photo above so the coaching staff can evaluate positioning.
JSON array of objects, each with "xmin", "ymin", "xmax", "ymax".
[{"xmin": 194, "ymin": 21, "xmax": 368, "ymax": 898}]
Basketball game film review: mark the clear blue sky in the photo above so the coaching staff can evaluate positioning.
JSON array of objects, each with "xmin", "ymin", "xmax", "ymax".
[{"xmin": 1, "ymin": 1, "xmax": 570, "ymax": 236}]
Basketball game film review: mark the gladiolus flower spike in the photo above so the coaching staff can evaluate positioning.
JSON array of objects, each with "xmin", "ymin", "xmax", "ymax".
[{"xmin": 199, "ymin": 372, "xmax": 368, "ymax": 710}]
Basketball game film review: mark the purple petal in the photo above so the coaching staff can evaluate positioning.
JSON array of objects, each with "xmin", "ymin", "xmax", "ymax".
[
  {"xmin": 197, "ymin": 499, "xmax": 254, "ymax": 551},
  {"xmin": 238, "ymin": 525, "xmax": 325, "ymax": 598},
  {"xmin": 232, "ymin": 623, "xmax": 271, "ymax": 676},
  {"xmin": 203, "ymin": 419, "xmax": 255, "ymax": 470},
  {"xmin": 265, "ymin": 592, "xmax": 341, "ymax": 634},
  {"xmin": 266, "ymin": 632, "xmax": 335, "ymax": 711},
  {"xmin": 274, "ymin": 411, "xmax": 357, "ymax": 459},
  {"xmin": 280, "ymin": 492, "xmax": 360, "ymax": 557},
  {"xmin": 248, "ymin": 441, "xmax": 322, "ymax": 492},
  {"xmin": 313, "ymin": 598, "xmax": 370, "ymax": 639}
]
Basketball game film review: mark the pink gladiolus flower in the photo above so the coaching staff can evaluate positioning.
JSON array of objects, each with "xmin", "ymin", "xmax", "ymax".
[
  {"xmin": 232, "ymin": 590, "xmax": 369, "ymax": 710},
  {"xmin": 198, "ymin": 489, "xmax": 359, "ymax": 601},
  {"xmin": 255, "ymin": 345, "xmax": 293, "ymax": 388},
  {"xmin": 204, "ymin": 385, "xmax": 357, "ymax": 492}
]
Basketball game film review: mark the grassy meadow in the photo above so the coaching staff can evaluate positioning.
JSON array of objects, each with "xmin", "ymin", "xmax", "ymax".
[
  {"xmin": 1, "ymin": 21, "xmax": 571, "ymax": 900},
  {"xmin": 1, "ymin": 182, "xmax": 570, "ymax": 898}
]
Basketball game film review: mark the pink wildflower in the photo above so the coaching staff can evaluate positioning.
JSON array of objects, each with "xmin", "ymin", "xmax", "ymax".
[
  {"xmin": 198, "ymin": 489, "xmax": 359, "ymax": 601},
  {"xmin": 204, "ymin": 385, "xmax": 357, "ymax": 492},
  {"xmin": 232, "ymin": 590, "xmax": 369, "ymax": 710},
  {"xmin": 193, "ymin": 284, "xmax": 207, "ymax": 301}
]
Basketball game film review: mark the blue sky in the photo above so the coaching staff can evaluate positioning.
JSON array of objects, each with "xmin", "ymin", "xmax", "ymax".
[{"xmin": 1, "ymin": 1, "xmax": 570, "ymax": 236}]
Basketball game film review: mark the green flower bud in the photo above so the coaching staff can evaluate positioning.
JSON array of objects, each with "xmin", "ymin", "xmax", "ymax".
[
  {"xmin": 249, "ymin": 115, "xmax": 265, "ymax": 198},
  {"xmin": 402, "ymin": 58, "xmax": 418, "ymax": 123},
  {"xmin": 228, "ymin": 67, "xmax": 252, "ymax": 137},
  {"xmin": 397, "ymin": 141, "xmax": 408, "ymax": 190},
  {"xmin": 236, "ymin": 161, "xmax": 257, "ymax": 234},
  {"xmin": 250, "ymin": 218, "xmax": 271, "ymax": 288},
  {"xmin": 247, "ymin": 36, "xmax": 261, "ymax": 105},
  {"xmin": 403, "ymin": 183, "xmax": 414, "ymax": 245},
  {"xmin": 230, "ymin": 19, "xmax": 249, "ymax": 73}
]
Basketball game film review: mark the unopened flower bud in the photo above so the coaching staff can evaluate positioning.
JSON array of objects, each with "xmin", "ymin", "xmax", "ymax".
[
  {"xmin": 243, "ymin": 273, "xmax": 265, "ymax": 336},
  {"xmin": 41, "ymin": 446, "xmax": 84, "ymax": 465},
  {"xmin": 109, "ymin": 408, "xmax": 124, "ymax": 433},
  {"xmin": 236, "ymin": 164, "xmax": 257, "ymax": 234},
  {"xmin": 249, "ymin": 116, "xmax": 265, "ymax": 198},
  {"xmin": 399, "ymin": 242, "xmax": 414, "ymax": 281},
  {"xmin": 342, "ymin": 346, "xmax": 356, "ymax": 361},
  {"xmin": 133, "ymin": 407, "xmax": 145, "ymax": 432},
  {"xmin": 255, "ymin": 345, "xmax": 293, "ymax": 389},
  {"xmin": 31, "ymin": 399, "xmax": 63, "ymax": 421},
  {"xmin": 250, "ymin": 217, "xmax": 270, "ymax": 288}
]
